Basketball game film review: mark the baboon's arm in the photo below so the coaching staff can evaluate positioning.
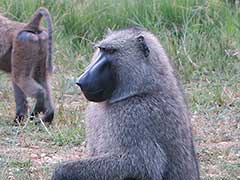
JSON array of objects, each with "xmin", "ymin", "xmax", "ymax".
[{"xmin": 52, "ymin": 153, "xmax": 156, "ymax": 180}]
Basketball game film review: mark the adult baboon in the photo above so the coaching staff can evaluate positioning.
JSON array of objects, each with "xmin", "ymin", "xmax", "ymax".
[
  {"xmin": 52, "ymin": 27, "xmax": 200, "ymax": 180},
  {"xmin": 0, "ymin": 7, "xmax": 54, "ymax": 123}
]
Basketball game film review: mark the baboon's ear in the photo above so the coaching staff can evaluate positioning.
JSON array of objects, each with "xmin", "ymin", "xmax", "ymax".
[{"xmin": 137, "ymin": 35, "xmax": 150, "ymax": 57}]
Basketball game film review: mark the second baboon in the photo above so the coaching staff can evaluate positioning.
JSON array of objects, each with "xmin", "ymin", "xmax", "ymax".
[
  {"xmin": 0, "ymin": 7, "xmax": 54, "ymax": 123},
  {"xmin": 52, "ymin": 27, "xmax": 200, "ymax": 180}
]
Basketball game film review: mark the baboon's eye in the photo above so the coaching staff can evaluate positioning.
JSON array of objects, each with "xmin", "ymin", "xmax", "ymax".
[{"xmin": 100, "ymin": 47, "xmax": 117, "ymax": 54}]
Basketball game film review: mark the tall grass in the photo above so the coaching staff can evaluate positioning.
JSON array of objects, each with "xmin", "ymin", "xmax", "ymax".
[
  {"xmin": 0, "ymin": 0, "xmax": 239, "ymax": 119},
  {"xmin": 1, "ymin": 0, "xmax": 239, "ymax": 74}
]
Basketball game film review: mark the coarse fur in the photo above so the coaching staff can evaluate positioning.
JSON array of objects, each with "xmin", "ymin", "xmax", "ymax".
[
  {"xmin": 0, "ymin": 7, "xmax": 54, "ymax": 123},
  {"xmin": 52, "ymin": 27, "xmax": 200, "ymax": 180}
]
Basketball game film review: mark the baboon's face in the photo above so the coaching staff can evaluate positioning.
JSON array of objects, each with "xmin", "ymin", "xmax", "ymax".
[
  {"xmin": 76, "ymin": 28, "xmax": 153, "ymax": 103},
  {"xmin": 76, "ymin": 47, "xmax": 117, "ymax": 102}
]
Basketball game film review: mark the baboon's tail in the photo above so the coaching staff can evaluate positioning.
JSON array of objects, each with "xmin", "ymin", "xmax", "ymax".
[{"xmin": 25, "ymin": 7, "xmax": 53, "ymax": 73}]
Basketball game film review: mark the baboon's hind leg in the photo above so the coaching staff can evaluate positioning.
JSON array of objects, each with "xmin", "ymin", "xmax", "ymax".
[
  {"xmin": 30, "ymin": 76, "xmax": 54, "ymax": 123},
  {"xmin": 13, "ymin": 82, "xmax": 28, "ymax": 123},
  {"xmin": 33, "ymin": 80, "xmax": 54, "ymax": 123},
  {"xmin": 31, "ymin": 31, "xmax": 54, "ymax": 123},
  {"xmin": 30, "ymin": 54, "xmax": 47, "ymax": 120}
]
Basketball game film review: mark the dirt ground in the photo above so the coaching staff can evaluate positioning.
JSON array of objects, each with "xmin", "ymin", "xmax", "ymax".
[{"xmin": 0, "ymin": 110, "xmax": 239, "ymax": 179}]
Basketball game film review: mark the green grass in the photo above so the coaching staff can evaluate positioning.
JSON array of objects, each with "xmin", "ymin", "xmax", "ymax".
[{"xmin": 0, "ymin": 0, "xmax": 239, "ymax": 179}]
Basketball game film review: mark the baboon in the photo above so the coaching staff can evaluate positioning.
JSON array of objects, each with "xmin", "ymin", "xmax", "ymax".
[
  {"xmin": 0, "ymin": 7, "xmax": 54, "ymax": 123},
  {"xmin": 52, "ymin": 27, "xmax": 200, "ymax": 180}
]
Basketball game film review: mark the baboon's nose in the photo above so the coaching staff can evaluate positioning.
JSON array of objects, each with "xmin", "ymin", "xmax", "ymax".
[
  {"xmin": 76, "ymin": 74, "xmax": 86, "ymax": 90},
  {"xmin": 76, "ymin": 81, "xmax": 82, "ymax": 88}
]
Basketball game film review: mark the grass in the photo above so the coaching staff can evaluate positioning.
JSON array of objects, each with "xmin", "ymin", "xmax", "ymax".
[{"xmin": 0, "ymin": 0, "xmax": 239, "ymax": 179}]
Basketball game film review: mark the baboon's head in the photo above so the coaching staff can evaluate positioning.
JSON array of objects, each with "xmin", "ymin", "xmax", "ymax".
[{"xmin": 76, "ymin": 27, "xmax": 171, "ymax": 103}]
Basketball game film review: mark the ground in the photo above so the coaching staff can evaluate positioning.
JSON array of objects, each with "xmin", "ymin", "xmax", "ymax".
[{"xmin": 0, "ymin": 72, "xmax": 239, "ymax": 180}]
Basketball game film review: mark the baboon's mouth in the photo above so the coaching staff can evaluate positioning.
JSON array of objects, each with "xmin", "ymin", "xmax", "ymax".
[
  {"xmin": 81, "ymin": 89, "xmax": 107, "ymax": 102},
  {"xmin": 82, "ymin": 89, "xmax": 104, "ymax": 95}
]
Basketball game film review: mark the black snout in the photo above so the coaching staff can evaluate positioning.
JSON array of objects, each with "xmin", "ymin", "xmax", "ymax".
[{"xmin": 76, "ymin": 53, "xmax": 115, "ymax": 102}]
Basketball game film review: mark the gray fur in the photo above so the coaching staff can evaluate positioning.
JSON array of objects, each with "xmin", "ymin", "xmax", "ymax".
[{"xmin": 52, "ymin": 27, "xmax": 200, "ymax": 180}]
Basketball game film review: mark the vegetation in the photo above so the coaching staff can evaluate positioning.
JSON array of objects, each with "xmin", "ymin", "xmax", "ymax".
[{"xmin": 0, "ymin": 0, "xmax": 239, "ymax": 179}]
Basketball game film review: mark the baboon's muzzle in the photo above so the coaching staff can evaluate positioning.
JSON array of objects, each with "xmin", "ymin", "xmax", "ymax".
[{"xmin": 76, "ymin": 52, "xmax": 115, "ymax": 102}]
